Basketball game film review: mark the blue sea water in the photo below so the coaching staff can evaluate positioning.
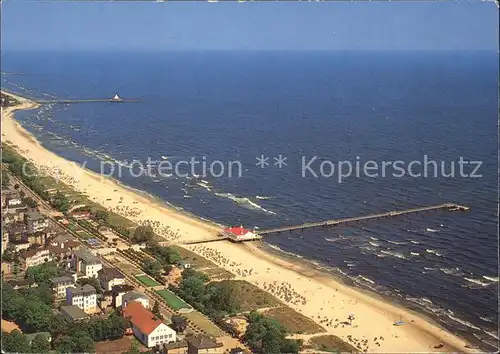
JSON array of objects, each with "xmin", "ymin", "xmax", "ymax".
[{"xmin": 2, "ymin": 50, "xmax": 498, "ymax": 349}]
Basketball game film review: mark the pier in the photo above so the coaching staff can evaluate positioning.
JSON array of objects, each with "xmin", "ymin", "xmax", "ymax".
[
  {"xmin": 159, "ymin": 237, "xmax": 229, "ymax": 246},
  {"xmin": 257, "ymin": 203, "xmax": 469, "ymax": 236},
  {"xmin": 36, "ymin": 94, "xmax": 142, "ymax": 104}
]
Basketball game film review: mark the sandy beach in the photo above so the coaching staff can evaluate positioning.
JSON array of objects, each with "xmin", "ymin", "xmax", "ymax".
[{"xmin": 1, "ymin": 92, "xmax": 477, "ymax": 352}]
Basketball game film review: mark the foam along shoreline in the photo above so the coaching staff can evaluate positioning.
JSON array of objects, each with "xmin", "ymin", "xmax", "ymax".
[{"xmin": 1, "ymin": 91, "xmax": 480, "ymax": 352}]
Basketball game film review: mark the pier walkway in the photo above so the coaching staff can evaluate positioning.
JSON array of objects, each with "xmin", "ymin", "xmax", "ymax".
[
  {"xmin": 36, "ymin": 98, "xmax": 142, "ymax": 104},
  {"xmin": 257, "ymin": 203, "xmax": 469, "ymax": 235}
]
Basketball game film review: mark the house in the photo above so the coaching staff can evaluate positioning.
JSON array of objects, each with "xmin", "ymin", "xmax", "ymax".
[
  {"xmin": 72, "ymin": 249, "xmax": 102, "ymax": 278},
  {"xmin": 99, "ymin": 291, "xmax": 114, "ymax": 309},
  {"xmin": 69, "ymin": 210, "xmax": 91, "ymax": 220},
  {"xmin": 48, "ymin": 245, "xmax": 74, "ymax": 262},
  {"xmin": 186, "ymin": 337, "xmax": 224, "ymax": 354},
  {"xmin": 223, "ymin": 226, "xmax": 260, "ymax": 242},
  {"xmin": 6, "ymin": 197, "xmax": 23, "ymax": 207},
  {"xmin": 1, "ymin": 190, "xmax": 19, "ymax": 205},
  {"xmin": 51, "ymin": 233, "xmax": 77, "ymax": 246},
  {"xmin": 20, "ymin": 247, "xmax": 52, "ymax": 268},
  {"xmin": 66, "ymin": 284, "xmax": 98, "ymax": 313},
  {"xmin": 26, "ymin": 231, "xmax": 49, "ymax": 247},
  {"xmin": 25, "ymin": 332, "xmax": 52, "ymax": 346},
  {"xmin": 10, "ymin": 239, "xmax": 31, "ymax": 253},
  {"xmin": 49, "ymin": 237, "xmax": 80, "ymax": 262},
  {"xmin": 3, "ymin": 203, "xmax": 28, "ymax": 218},
  {"xmin": 98, "ymin": 267, "xmax": 126, "ymax": 291},
  {"xmin": 229, "ymin": 348, "xmax": 245, "ymax": 354},
  {"xmin": 7, "ymin": 222, "xmax": 27, "ymax": 242},
  {"xmin": 111, "ymin": 284, "xmax": 135, "ymax": 308},
  {"xmin": 123, "ymin": 301, "xmax": 176, "ymax": 348},
  {"xmin": 8, "ymin": 279, "xmax": 38, "ymax": 290},
  {"xmin": 25, "ymin": 211, "xmax": 49, "ymax": 233},
  {"xmin": 163, "ymin": 340, "xmax": 189, "ymax": 354},
  {"xmin": 178, "ymin": 261, "xmax": 191, "ymax": 269},
  {"xmin": 60, "ymin": 305, "xmax": 89, "ymax": 322},
  {"xmin": 50, "ymin": 276, "xmax": 75, "ymax": 299},
  {"xmin": 122, "ymin": 291, "xmax": 150, "ymax": 309},
  {"xmin": 1, "ymin": 262, "xmax": 13, "ymax": 276}
]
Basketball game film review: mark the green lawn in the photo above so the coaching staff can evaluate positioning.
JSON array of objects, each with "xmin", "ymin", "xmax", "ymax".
[
  {"xmin": 155, "ymin": 289, "xmax": 191, "ymax": 310},
  {"xmin": 67, "ymin": 223, "xmax": 82, "ymax": 232},
  {"xmin": 76, "ymin": 230, "xmax": 94, "ymax": 240},
  {"xmin": 135, "ymin": 274, "xmax": 161, "ymax": 287}
]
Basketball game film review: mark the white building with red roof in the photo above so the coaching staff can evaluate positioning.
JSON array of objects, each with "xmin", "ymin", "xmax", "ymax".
[
  {"xmin": 123, "ymin": 301, "xmax": 176, "ymax": 348},
  {"xmin": 224, "ymin": 226, "xmax": 261, "ymax": 242}
]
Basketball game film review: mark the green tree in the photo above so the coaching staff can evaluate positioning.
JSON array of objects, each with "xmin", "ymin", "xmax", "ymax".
[
  {"xmin": 72, "ymin": 331, "xmax": 95, "ymax": 353},
  {"xmin": 1, "ymin": 172, "xmax": 10, "ymax": 188},
  {"xmin": 23, "ymin": 196, "xmax": 38, "ymax": 208},
  {"xmin": 22, "ymin": 299, "xmax": 54, "ymax": 332},
  {"xmin": 244, "ymin": 311, "xmax": 267, "ymax": 350},
  {"xmin": 2, "ymin": 330, "xmax": 30, "ymax": 353},
  {"xmin": 124, "ymin": 342, "xmax": 141, "ymax": 354},
  {"xmin": 261, "ymin": 319, "xmax": 285, "ymax": 354},
  {"xmin": 170, "ymin": 315, "xmax": 188, "ymax": 333},
  {"xmin": 93, "ymin": 209, "xmax": 109, "ymax": 223},
  {"xmin": 54, "ymin": 335, "xmax": 74, "ymax": 353},
  {"xmin": 243, "ymin": 311, "xmax": 300, "ymax": 354},
  {"xmin": 25, "ymin": 261, "xmax": 64, "ymax": 284},
  {"xmin": 132, "ymin": 225, "xmax": 154, "ymax": 243},
  {"xmin": 50, "ymin": 191, "xmax": 70, "ymax": 212},
  {"xmin": 207, "ymin": 281, "xmax": 240, "ymax": 316},
  {"xmin": 164, "ymin": 264, "xmax": 173, "ymax": 275},
  {"xmin": 152, "ymin": 301, "xmax": 163, "ymax": 320},
  {"xmin": 30, "ymin": 333, "xmax": 51, "ymax": 353},
  {"xmin": 23, "ymin": 283, "xmax": 54, "ymax": 305},
  {"xmin": 176, "ymin": 271, "xmax": 208, "ymax": 307},
  {"xmin": 144, "ymin": 260, "xmax": 163, "ymax": 278},
  {"xmin": 2, "ymin": 249, "xmax": 14, "ymax": 262}
]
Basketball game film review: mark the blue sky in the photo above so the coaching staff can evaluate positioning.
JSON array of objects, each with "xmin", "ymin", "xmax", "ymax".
[{"xmin": 2, "ymin": 1, "xmax": 498, "ymax": 51}]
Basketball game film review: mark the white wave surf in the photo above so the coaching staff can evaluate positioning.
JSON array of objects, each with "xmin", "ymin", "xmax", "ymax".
[
  {"xmin": 267, "ymin": 244, "xmax": 303, "ymax": 259},
  {"xmin": 446, "ymin": 313, "xmax": 482, "ymax": 331},
  {"xmin": 483, "ymin": 276, "xmax": 499, "ymax": 282},
  {"xmin": 358, "ymin": 275, "xmax": 375, "ymax": 284},
  {"xmin": 464, "ymin": 277, "xmax": 492, "ymax": 287},
  {"xmin": 426, "ymin": 249, "xmax": 443, "ymax": 257},
  {"xmin": 381, "ymin": 250, "xmax": 406, "ymax": 260},
  {"xmin": 215, "ymin": 192, "xmax": 276, "ymax": 215},
  {"xmin": 387, "ymin": 240, "xmax": 407, "ymax": 245}
]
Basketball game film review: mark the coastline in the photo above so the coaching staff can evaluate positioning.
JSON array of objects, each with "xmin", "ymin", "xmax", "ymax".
[{"xmin": 1, "ymin": 91, "xmax": 480, "ymax": 352}]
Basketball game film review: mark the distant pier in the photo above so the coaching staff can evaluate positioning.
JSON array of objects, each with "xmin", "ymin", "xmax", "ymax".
[
  {"xmin": 257, "ymin": 203, "xmax": 469, "ymax": 236},
  {"xmin": 36, "ymin": 94, "xmax": 142, "ymax": 104}
]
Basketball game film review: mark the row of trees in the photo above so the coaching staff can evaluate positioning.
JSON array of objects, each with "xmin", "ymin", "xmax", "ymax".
[
  {"xmin": 3, "ymin": 146, "xmax": 49, "ymax": 200},
  {"xmin": 2, "ymin": 145, "xmax": 71, "ymax": 211},
  {"xmin": 1, "ymin": 171, "xmax": 10, "ymax": 188}
]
